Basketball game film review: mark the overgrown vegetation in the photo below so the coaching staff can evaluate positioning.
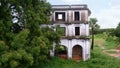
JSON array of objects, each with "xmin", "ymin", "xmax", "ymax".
[
  {"xmin": 105, "ymin": 36, "xmax": 119, "ymax": 49},
  {"xmin": 0, "ymin": 0, "xmax": 60, "ymax": 68},
  {"xmin": 94, "ymin": 32, "xmax": 119, "ymax": 49},
  {"xmin": 114, "ymin": 22, "xmax": 120, "ymax": 39},
  {"xmin": 38, "ymin": 33, "xmax": 120, "ymax": 68},
  {"xmin": 89, "ymin": 18, "xmax": 100, "ymax": 50},
  {"xmin": 0, "ymin": 0, "xmax": 120, "ymax": 68},
  {"xmin": 38, "ymin": 45, "xmax": 120, "ymax": 68}
]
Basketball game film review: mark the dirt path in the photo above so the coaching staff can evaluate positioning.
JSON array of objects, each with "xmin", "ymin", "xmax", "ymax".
[
  {"xmin": 98, "ymin": 44, "xmax": 120, "ymax": 58},
  {"xmin": 95, "ymin": 38, "xmax": 120, "ymax": 58},
  {"xmin": 103, "ymin": 49, "xmax": 120, "ymax": 58}
]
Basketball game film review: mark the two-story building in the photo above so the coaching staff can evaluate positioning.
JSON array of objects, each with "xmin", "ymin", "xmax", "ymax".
[{"xmin": 49, "ymin": 5, "xmax": 91, "ymax": 61}]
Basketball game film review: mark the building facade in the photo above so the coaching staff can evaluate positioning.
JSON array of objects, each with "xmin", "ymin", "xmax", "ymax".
[{"xmin": 50, "ymin": 5, "xmax": 91, "ymax": 61}]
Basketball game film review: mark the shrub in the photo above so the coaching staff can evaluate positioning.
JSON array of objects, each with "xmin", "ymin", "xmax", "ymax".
[{"xmin": 105, "ymin": 36, "xmax": 119, "ymax": 49}]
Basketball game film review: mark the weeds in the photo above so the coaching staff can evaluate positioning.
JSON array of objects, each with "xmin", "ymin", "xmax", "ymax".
[{"xmin": 38, "ymin": 46, "xmax": 120, "ymax": 68}]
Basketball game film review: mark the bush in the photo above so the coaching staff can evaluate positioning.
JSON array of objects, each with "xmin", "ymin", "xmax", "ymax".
[
  {"xmin": 38, "ymin": 46, "xmax": 120, "ymax": 68},
  {"xmin": 114, "ymin": 23, "xmax": 120, "ymax": 38},
  {"xmin": 105, "ymin": 36, "xmax": 119, "ymax": 49}
]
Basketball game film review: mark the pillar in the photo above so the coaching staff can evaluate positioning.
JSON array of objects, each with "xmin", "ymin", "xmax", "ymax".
[{"xmin": 68, "ymin": 40, "xmax": 72, "ymax": 58}]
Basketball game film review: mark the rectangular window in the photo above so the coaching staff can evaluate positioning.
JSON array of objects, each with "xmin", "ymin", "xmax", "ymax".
[
  {"xmin": 75, "ymin": 27, "xmax": 80, "ymax": 35},
  {"xmin": 74, "ymin": 12, "xmax": 80, "ymax": 21},
  {"xmin": 55, "ymin": 12, "xmax": 65, "ymax": 21}
]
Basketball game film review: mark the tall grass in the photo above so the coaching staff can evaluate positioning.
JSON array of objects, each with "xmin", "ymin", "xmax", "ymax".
[
  {"xmin": 38, "ymin": 45, "xmax": 120, "ymax": 68},
  {"xmin": 94, "ymin": 34, "xmax": 120, "ymax": 49},
  {"xmin": 104, "ymin": 36, "xmax": 119, "ymax": 49},
  {"xmin": 37, "ymin": 34, "xmax": 120, "ymax": 68}
]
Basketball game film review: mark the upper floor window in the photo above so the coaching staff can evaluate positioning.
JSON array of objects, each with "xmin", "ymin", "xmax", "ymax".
[
  {"xmin": 55, "ymin": 12, "xmax": 65, "ymax": 21},
  {"xmin": 75, "ymin": 27, "xmax": 80, "ymax": 35},
  {"xmin": 74, "ymin": 12, "xmax": 80, "ymax": 21}
]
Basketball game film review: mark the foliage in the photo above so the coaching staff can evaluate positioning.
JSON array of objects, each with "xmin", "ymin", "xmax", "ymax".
[
  {"xmin": 89, "ymin": 18, "xmax": 100, "ymax": 29},
  {"xmin": 114, "ymin": 22, "xmax": 120, "ymax": 38},
  {"xmin": 0, "ymin": 0, "xmax": 61, "ymax": 68},
  {"xmin": 0, "ymin": 30, "xmax": 34, "ymax": 68},
  {"xmin": 94, "ymin": 28, "xmax": 115, "ymax": 35},
  {"xmin": 0, "ymin": 0, "xmax": 13, "ymax": 45},
  {"xmin": 38, "ymin": 46, "xmax": 120, "ymax": 68},
  {"xmin": 55, "ymin": 45, "xmax": 67, "ymax": 55},
  {"xmin": 94, "ymin": 33, "xmax": 119, "ymax": 49},
  {"xmin": 89, "ymin": 18, "xmax": 99, "ymax": 50},
  {"xmin": 105, "ymin": 36, "xmax": 119, "ymax": 49},
  {"xmin": 12, "ymin": 23, "xmax": 22, "ymax": 33},
  {"xmin": 11, "ymin": 29, "xmax": 29, "ymax": 49},
  {"xmin": 94, "ymin": 33, "xmax": 107, "ymax": 39},
  {"xmin": 0, "ymin": 41, "xmax": 9, "ymax": 56},
  {"xmin": 56, "ymin": 25, "xmax": 65, "ymax": 36},
  {"xmin": 89, "ymin": 18, "xmax": 100, "ymax": 35}
]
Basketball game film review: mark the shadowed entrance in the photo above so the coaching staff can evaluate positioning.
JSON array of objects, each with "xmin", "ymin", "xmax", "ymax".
[
  {"xmin": 55, "ymin": 45, "xmax": 68, "ymax": 59},
  {"xmin": 72, "ymin": 45, "xmax": 82, "ymax": 60}
]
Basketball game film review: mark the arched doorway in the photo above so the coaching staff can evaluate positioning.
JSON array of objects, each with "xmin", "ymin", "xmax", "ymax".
[
  {"xmin": 55, "ymin": 45, "xmax": 68, "ymax": 59},
  {"xmin": 72, "ymin": 45, "xmax": 82, "ymax": 60}
]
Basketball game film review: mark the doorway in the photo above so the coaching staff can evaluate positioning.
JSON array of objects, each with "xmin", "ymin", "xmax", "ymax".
[{"xmin": 72, "ymin": 45, "xmax": 82, "ymax": 60}]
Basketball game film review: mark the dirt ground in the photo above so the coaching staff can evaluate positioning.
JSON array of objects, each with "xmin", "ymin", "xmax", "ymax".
[{"xmin": 95, "ymin": 38, "xmax": 120, "ymax": 58}]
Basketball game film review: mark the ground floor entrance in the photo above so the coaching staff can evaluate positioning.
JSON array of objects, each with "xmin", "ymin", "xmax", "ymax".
[{"xmin": 72, "ymin": 45, "xmax": 82, "ymax": 60}]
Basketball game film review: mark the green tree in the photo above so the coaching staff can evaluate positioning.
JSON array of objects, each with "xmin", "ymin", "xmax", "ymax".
[
  {"xmin": 89, "ymin": 18, "xmax": 99, "ymax": 50},
  {"xmin": 114, "ymin": 22, "xmax": 120, "ymax": 38},
  {"xmin": 0, "ymin": 0, "xmax": 61, "ymax": 68},
  {"xmin": 0, "ymin": 0, "xmax": 13, "ymax": 45},
  {"xmin": 0, "ymin": 29, "xmax": 33, "ymax": 68}
]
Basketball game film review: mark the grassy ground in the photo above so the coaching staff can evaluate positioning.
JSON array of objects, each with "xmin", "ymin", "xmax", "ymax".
[
  {"xmin": 38, "ymin": 45, "xmax": 120, "ymax": 68},
  {"xmin": 94, "ymin": 34, "xmax": 119, "ymax": 49},
  {"xmin": 37, "ymin": 34, "xmax": 120, "ymax": 68}
]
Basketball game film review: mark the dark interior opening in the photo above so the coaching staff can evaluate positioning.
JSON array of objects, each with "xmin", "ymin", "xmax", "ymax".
[
  {"xmin": 75, "ymin": 27, "xmax": 80, "ymax": 35},
  {"xmin": 55, "ymin": 12, "xmax": 65, "ymax": 21},
  {"xmin": 55, "ymin": 45, "xmax": 67, "ymax": 55},
  {"xmin": 55, "ymin": 45, "xmax": 68, "ymax": 59},
  {"xmin": 75, "ymin": 12, "xmax": 80, "ymax": 21}
]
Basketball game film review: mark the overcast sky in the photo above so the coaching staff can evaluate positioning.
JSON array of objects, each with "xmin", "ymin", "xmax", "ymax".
[{"xmin": 47, "ymin": 0, "xmax": 120, "ymax": 28}]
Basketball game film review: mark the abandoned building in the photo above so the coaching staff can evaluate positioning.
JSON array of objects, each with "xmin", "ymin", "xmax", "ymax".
[{"xmin": 49, "ymin": 5, "xmax": 91, "ymax": 61}]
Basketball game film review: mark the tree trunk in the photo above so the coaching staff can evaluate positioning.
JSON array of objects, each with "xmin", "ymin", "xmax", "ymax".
[{"xmin": 91, "ymin": 27, "xmax": 94, "ymax": 50}]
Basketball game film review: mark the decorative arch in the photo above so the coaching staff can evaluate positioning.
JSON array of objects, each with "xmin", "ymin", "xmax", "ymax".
[{"xmin": 72, "ymin": 45, "xmax": 83, "ymax": 60}]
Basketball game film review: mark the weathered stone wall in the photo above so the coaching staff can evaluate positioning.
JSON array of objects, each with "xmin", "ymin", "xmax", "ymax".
[{"xmin": 60, "ymin": 39, "xmax": 90, "ymax": 61}]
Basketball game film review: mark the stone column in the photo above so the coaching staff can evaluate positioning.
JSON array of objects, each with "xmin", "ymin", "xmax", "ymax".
[
  {"xmin": 65, "ymin": 11, "xmax": 67, "ymax": 22},
  {"xmin": 83, "ymin": 40, "xmax": 86, "ymax": 61},
  {"xmin": 53, "ymin": 12, "xmax": 55, "ymax": 22},
  {"xmin": 68, "ymin": 40, "xmax": 72, "ymax": 58}
]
